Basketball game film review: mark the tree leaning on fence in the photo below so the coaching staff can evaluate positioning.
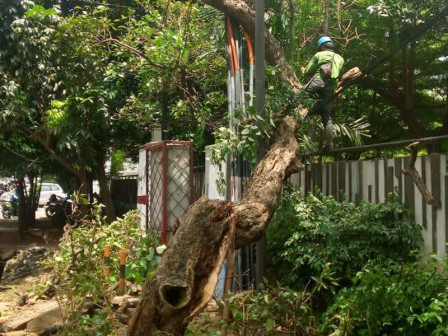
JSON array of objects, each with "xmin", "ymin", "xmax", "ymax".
[
  {"xmin": 127, "ymin": 0, "xmax": 365, "ymax": 334},
  {"xmin": 127, "ymin": 116, "xmax": 303, "ymax": 335}
]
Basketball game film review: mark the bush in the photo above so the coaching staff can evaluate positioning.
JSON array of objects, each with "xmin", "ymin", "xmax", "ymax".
[
  {"xmin": 267, "ymin": 187, "xmax": 422, "ymax": 287},
  {"xmin": 187, "ymin": 277, "xmax": 325, "ymax": 336},
  {"xmin": 187, "ymin": 187, "xmax": 444, "ymax": 335},
  {"xmin": 39, "ymin": 207, "xmax": 158, "ymax": 335},
  {"xmin": 321, "ymin": 257, "xmax": 448, "ymax": 336}
]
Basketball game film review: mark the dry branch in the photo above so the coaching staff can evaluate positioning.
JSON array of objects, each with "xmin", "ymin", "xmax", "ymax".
[
  {"xmin": 128, "ymin": 116, "xmax": 303, "ymax": 336},
  {"xmin": 402, "ymin": 142, "xmax": 436, "ymax": 205},
  {"xmin": 336, "ymin": 67, "xmax": 363, "ymax": 94}
]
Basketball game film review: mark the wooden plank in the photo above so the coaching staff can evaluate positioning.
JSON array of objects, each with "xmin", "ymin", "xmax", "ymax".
[
  {"xmin": 445, "ymin": 176, "xmax": 448, "ymax": 254},
  {"xmin": 316, "ymin": 163, "xmax": 323, "ymax": 193},
  {"xmin": 311, "ymin": 163, "xmax": 316, "ymax": 194},
  {"xmin": 430, "ymin": 154, "xmax": 441, "ymax": 208},
  {"xmin": 368, "ymin": 185, "xmax": 372, "ymax": 203},
  {"xmin": 386, "ymin": 167, "xmax": 394, "ymax": 197},
  {"xmin": 404, "ymin": 157, "xmax": 415, "ymax": 216},
  {"xmin": 338, "ymin": 161, "xmax": 346, "ymax": 201},
  {"xmin": 348, "ymin": 162, "xmax": 353, "ymax": 202},
  {"xmin": 394, "ymin": 157, "xmax": 403, "ymax": 203},
  {"xmin": 430, "ymin": 154, "xmax": 441, "ymax": 252},
  {"xmin": 325, "ymin": 164, "xmax": 330, "ymax": 196},
  {"xmin": 374, "ymin": 158, "xmax": 379, "ymax": 203},
  {"xmin": 421, "ymin": 156, "xmax": 427, "ymax": 229},
  {"xmin": 331, "ymin": 162, "xmax": 337, "ymax": 199},
  {"xmin": 304, "ymin": 165, "xmax": 309, "ymax": 195},
  {"xmin": 432, "ymin": 205, "xmax": 437, "ymax": 252},
  {"xmin": 356, "ymin": 160, "xmax": 363, "ymax": 204},
  {"xmin": 383, "ymin": 159, "xmax": 389, "ymax": 199}
]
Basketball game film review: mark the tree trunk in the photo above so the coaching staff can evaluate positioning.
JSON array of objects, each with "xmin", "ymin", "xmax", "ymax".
[
  {"xmin": 202, "ymin": 0, "xmax": 302, "ymax": 92},
  {"xmin": 16, "ymin": 176, "xmax": 37, "ymax": 239},
  {"xmin": 96, "ymin": 163, "xmax": 116, "ymax": 222},
  {"xmin": 78, "ymin": 166, "xmax": 91, "ymax": 217},
  {"xmin": 287, "ymin": 0, "xmax": 295, "ymax": 61},
  {"xmin": 128, "ymin": 116, "xmax": 303, "ymax": 336},
  {"xmin": 323, "ymin": 0, "xmax": 330, "ymax": 34}
]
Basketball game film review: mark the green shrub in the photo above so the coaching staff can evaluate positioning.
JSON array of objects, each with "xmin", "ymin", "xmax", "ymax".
[
  {"xmin": 321, "ymin": 257, "xmax": 448, "ymax": 335},
  {"xmin": 267, "ymin": 187, "xmax": 422, "ymax": 287},
  {"xmin": 39, "ymin": 208, "xmax": 158, "ymax": 335}
]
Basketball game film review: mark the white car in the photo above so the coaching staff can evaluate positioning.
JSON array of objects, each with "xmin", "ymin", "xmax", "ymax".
[
  {"xmin": 39, "ymin": 183, "xmax": 66, "ymax": 206},
  {"xmin": 0, "ymin": 183, "xmax": 66, "ymax": 206},
  {"xmin": 0, "ymin": 191, "xmax": 13, "ymax": 203}
]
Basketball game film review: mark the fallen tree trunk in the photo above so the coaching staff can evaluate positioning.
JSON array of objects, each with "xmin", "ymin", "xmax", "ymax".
[{"xmin": 128, "ymin": 116, "xmax": 303, "ymax": 336}]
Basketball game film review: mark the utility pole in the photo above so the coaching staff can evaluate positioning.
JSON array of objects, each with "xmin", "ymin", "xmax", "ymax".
[{"xmin": 255, "ymin": 0, "xmax": 267, "ymax": 287}]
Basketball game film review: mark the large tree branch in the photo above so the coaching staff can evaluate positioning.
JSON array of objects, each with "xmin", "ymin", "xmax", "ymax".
[
  {"xmin": 31, "ymin": 131, "xmax": 82, "ymax": 178},
  {"xmin": 96, "ymin": 38, "xmax": 166, "ymax": 69},
  {"xmin": 128, "ymin": 116, "xmax": 302, "ymax": 336},
  {"xmin": 128, "ymin": 3, "xmax": 304, "ymax": 334},
  {"xmin": 13, "ymin": 117, "xmax": 82, "ymax": 178},
  {"xmin": 202, "ymin": 0, "xmax": 302, "ymax": 92}
]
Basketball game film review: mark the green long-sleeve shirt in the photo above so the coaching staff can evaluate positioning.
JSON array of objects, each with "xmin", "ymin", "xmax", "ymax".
[{"xmin": 304, "ymin": 50, "xmax": 344, "ymax": 89}]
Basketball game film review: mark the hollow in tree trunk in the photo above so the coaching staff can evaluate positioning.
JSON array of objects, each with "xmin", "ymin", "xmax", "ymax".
[{"xmin": 128, "ymin": 116, "xmax": 303, "ymax": 336}]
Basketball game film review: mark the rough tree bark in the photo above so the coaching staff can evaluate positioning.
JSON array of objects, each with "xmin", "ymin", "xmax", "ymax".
[
  {"xmin": 17, "ymin": 175, "xmax": 39, "ymax": 239},
  {"xmin": 323, "ymin": 0, "xmax": 330, "ymax": 34},
  {"xmin": 128, "ymin": 116, "xmax": 303, "ymax": 336}
]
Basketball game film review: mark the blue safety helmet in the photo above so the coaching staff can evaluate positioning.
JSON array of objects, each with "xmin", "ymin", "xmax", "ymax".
[{"xmin": 318, "ymin": 36, "xmax": 333, "ymax": 48}]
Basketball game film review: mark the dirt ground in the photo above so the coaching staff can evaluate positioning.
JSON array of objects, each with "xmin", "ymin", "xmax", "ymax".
[
  {"xmin": 0, "ymin": 208, "xmax": 63, "ymax": 330},
  {"xmin": 0, "ymin": 208, "xmax": 62, "ymax": 259}
]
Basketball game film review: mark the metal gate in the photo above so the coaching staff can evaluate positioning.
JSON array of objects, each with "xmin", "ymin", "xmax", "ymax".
[{"xmin": 139, "ymin": 141, "xmax": 194, "ymax": 244}]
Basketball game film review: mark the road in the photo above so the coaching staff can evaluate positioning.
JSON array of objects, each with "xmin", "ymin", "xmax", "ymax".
[
  {"xmin": 0, "ymin": 205, "xmax": 62, "ymax": 264},
  {"xmin": 0, "ymin": 205, "xmax": 52, "ymax": 231},
  {"xmin": 35, "ymin": 206, "xmax": 47, "ymax": 219}
]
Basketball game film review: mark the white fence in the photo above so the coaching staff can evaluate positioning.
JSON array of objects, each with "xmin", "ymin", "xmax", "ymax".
[{"xmin": 291, "ymin": 154, "xmax": 448, "ymax": 254}]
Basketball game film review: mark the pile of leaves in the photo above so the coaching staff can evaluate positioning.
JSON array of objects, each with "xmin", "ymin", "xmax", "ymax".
[{"xmin": 2, "ymin": 246, "xmax": 50, "ymax": 283}]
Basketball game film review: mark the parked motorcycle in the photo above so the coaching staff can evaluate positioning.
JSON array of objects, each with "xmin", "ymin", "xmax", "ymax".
[
  {"xmin": 45, "ymin": 194, "xmax": 63, "ymax": 218},
  {"xmin": 46, "ymin": 194, "xmax": 73, "ymax": 226},
  {"xmin": 1, "ymin": 195, "xmax": 18, "ymax": 219}
]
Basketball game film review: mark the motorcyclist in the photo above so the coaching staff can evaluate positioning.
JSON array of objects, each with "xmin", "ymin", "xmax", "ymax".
[{"xmin": 10, "ymin": 189, "xmax": 18, "ymax": 215}]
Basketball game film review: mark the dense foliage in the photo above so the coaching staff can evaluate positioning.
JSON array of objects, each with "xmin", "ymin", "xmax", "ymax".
[
  {"xmin": 188, "ymin": 257, "xmax": 448, "ymax": 335},
  {"xmin": 0, "ymin": 0, "xmax": 447, "ymax": 332},
  {"xmin": 322, "ymin": 258, "xmax": 448, "ymax": 335},
  {"xmin": 187, "ymin": 189, "xmax": 446, "ymax": 335},
  {"xmin": 1, "ymin": 0, "xmax": 447, "ymax": 221},
  {"xmin": 267, "ymin": 187, "xmax": 422, "ymax": 286}
]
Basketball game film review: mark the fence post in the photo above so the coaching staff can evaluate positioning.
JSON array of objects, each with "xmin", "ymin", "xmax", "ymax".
[
  {"xmin": 119, "ymin": 250, "xmax": 127, "ymax": 295},
  {"xmin": 104, "ymin": 245, "xmax": 110, "ymax": 278}
]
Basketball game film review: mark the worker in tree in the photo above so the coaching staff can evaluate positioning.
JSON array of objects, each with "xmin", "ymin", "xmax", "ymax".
[{"xmin": 302, "ymin": 36, "xmax": 344, "ymax": 151}]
